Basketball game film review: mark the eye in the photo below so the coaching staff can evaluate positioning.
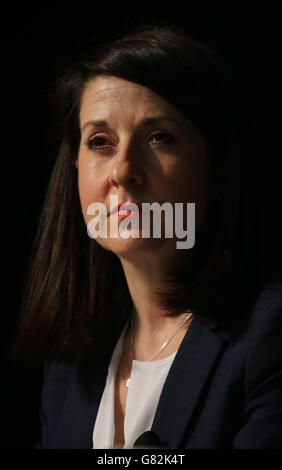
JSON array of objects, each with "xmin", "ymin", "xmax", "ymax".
[
  {"xmin": 85, "ymin": 134, "xmax": 110, "ymax": 150},
  {"xmin": 150, "ymin": 131, "xmax": 175, "ymax": 145}
]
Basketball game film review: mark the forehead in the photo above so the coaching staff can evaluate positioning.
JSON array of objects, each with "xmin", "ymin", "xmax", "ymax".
[{"xmin": 79, "ymin": 75, "xmax": 179, "ymax": 126}]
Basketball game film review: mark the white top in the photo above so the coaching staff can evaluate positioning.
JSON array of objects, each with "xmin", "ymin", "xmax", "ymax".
[{"xmin": 93, "ymin": 321, "xmax": 177, "ymax": 449}]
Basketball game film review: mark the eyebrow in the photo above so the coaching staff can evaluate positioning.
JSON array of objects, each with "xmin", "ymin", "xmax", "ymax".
[{"xmin": 80, "ymin": 115, "xmax": 188, "ymax": 133}]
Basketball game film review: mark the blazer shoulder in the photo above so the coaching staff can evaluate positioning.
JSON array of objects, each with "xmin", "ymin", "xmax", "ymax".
[
  {"xmin": 247, "ymin": 279, "xmax": 282, "ymax": 331},
  {"xmin": 232, "ymin": 279, "xmax": 282, "ymax": 448},
  {"xmin": 243, "ymin": 279, "xmax": 282, "ymax": 390}
]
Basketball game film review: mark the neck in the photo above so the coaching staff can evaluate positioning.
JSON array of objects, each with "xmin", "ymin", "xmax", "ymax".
[
  {"xmin": 121, "ymin": 260, "xmax": 174, "ymax": 334},
  {"xmin": 119, "ymin": 254, "xmax": 192, "ymax": 346}
]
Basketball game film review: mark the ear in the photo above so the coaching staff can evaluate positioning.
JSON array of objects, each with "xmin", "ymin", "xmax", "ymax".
[{"xmin": 75, "ymin": 159, "xmax": 78, "ymax": 169}]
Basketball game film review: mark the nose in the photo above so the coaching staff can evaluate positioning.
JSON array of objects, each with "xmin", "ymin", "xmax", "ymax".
[{"xmin": 108, "ymin": 144, "xmax": 145, "ymax": 188}]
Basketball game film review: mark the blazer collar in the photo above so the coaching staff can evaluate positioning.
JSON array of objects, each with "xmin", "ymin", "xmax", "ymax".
[
  {"xmin": 51, "ymin": 316, "xmax": 227, "ymax": 449},
  {"xmin": 151, "ymin": 315, "xmax": 227, "ymax": 448}
]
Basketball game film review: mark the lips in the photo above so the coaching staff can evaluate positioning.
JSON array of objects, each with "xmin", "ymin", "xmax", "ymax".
[{"xmin": 110, "ymin": 202, "xmax": 143, "ymax": 216}]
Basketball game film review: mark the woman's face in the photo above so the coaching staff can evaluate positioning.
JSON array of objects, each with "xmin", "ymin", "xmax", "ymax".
[{"xmin": 77, "ymin": 75, "xmax": 213, "ymax": 262}]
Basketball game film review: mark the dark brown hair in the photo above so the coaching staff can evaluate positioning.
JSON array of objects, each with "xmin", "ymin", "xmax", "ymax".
[{"xmin": 11, "ymin": 23, "xmax": 262, "ymax": 364}]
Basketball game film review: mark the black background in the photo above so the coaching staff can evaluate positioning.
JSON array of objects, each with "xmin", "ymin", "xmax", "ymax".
[{"xmin": 1, "ymin": 3, "xmax": 282, "ymax": 448}]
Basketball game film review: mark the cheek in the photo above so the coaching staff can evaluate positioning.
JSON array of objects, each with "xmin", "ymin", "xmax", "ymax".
[
  {"xmin": 171, "ymin": 158, "xmax": 210, "ymax": 201},
  {"xmin": 173, "ymin": 150, "xmax": 211, "ymax": 229},
  {"xmin": 162, "ymin": 139, "xmax": 211, "ymax": 197}
]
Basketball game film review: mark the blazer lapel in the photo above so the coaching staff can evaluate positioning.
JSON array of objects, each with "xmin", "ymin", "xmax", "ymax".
[{"xmin": 151, "ymin": 315, "xmax": 228, "ymax": 448}]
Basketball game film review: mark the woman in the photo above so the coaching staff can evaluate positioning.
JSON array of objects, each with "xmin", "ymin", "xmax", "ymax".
[{"xmin": 12, "ymin": 24, "xmax": 282, "ymax": 449}]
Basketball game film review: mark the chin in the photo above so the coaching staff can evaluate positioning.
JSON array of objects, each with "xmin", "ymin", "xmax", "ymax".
[{"xmin": 96, "ymin": 234, "xmax": 166, "ymax": 258}]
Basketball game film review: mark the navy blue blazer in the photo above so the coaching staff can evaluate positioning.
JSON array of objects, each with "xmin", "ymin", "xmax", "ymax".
[{"xmin": 37, "ymin": 280, "xmax": 282, "ymax": 449}]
